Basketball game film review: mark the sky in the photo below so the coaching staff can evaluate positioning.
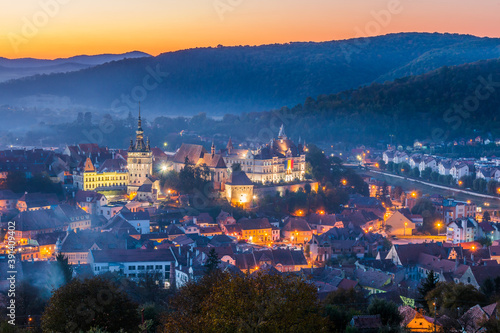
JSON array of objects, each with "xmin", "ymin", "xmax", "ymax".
[{"xmin": 1, "ymin": 0, "xmax": 500, "ymax": 59}]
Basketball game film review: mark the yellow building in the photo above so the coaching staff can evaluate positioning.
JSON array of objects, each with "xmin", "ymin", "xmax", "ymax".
[
  {"xmin": 239, "ymin": 218, "xmax": 273, "ymax": 244},
  {"xmin": 225, "ymin": 171, "xmax": 254, "ymax": 209},
  {"xmin": 282, "ymin": 217, "xmax": 313, "ymax": 244},
  {"xmin": 400, "ymin": 306, "xmax": 442, "ymax": 332},
  {"xmin": 78, "ymin": 158, "xmax": 129, "ymax": 191}
]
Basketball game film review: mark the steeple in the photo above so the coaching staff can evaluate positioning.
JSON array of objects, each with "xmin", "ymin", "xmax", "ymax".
[
  {"xmin": 129, "ymin": 104, "xmax": 149, "ymax": 152},
  {"xmin": 211, "ymin": 141, "xmax": 216, "ymax": 157},
  {"xmin": 227, "ymin": 137, "xmax": 233, "ymax": 155},
  {"xmin": 278, "ymin": 124, "xmax": 286, "ymax": 139},
  {"xmin": 138, "ymin": 102, "xmax": 142, "ymax": 130}
]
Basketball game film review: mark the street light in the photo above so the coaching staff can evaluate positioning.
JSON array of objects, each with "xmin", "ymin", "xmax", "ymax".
[{"xmin": 437, "ymin": 222, "xmax": 442, "ymax": 235}]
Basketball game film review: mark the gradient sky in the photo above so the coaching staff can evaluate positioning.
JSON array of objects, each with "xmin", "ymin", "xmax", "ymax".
[{"xmin": 1, "ymin": 0, "xmax": 500, "ymax": 59}]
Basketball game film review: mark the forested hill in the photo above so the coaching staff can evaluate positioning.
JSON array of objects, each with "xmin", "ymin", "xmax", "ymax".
[
  {"xmin": 278, "ymin": 58, "xmax": 500, "ymax": 144},
  {"xmin": 1, "ymin": 33, "xmax": 500, "ymax": 116}
]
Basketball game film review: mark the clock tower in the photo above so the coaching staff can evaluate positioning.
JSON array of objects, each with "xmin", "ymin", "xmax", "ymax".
[{"xmin": 127, "ymin": 107, "xmax": 153, "ymax": 193}]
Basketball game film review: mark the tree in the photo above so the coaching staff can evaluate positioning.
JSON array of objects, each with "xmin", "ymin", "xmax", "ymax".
[
  {"xmin": 55, "ymin": 253, "xmax": 73, "ymax": 286},
  {"xmin": 478, "ymin": 237, "xmax": 492, "ymax": 248},
  {"xmin": 367, "ymin": 298, "xmax": 402, "ymax": 327},
  {"xmin": 393, "ymin": 186, "xmax": 403, "ymax": 200},
  {"xmin": 487, "ymin": 180, "xmax": 498, "ymax": 195},
  {"xmin": 161, "ymin": 272, "xmax": 326, "ymax": 332},
  {"xmin": 431, "ymin": 171, "xmax": 440, "ymax": 182},
  {"xmin": 387, "ymin": 162, "xmax": 395, "ymax": 173},
  {"xmin": 231, "ymin": 163, "xmax": 242, "ymax": 172},
  {"xmin": 417, "ymin": 270, "xmax": 439, "ymax": 310},
  {"xmin": 411, "ymin": 167, "xmax": 420, "ymax": 178},
  {"xmin": 421, "ymin": 167, "xmax": 432, "ymax": 180},
  {"xmin": 425, "ymin": 282, "xmax": 488, "ymax": 317},
  {"xmin": 41, "ymin": 277, "xmax": 140, "ymax": 333},
  {"xmin": 483, "ymin": 211, "xmax": 491, "ymax": 223},
  {"xmin": 400, "ymin": 163, "xmax": 411, "ymax": 175},
  {"xmin": 377, "ymin": 160, "xmax": 386, "ymax": 170},
  {"xmin": 204, "ymin": 248, "xmax": 220, "ymax": 275}
]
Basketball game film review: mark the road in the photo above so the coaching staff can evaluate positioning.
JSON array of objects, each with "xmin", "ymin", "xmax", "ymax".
[{"xmin": 360, "ymin": 169, "xmax": 500, "ymax": 210}]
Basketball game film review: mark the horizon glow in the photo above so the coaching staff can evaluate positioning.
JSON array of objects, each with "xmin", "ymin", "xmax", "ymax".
[{"xmin": 1, "ymin": 0, "xmax": 500, "ymax": 59}]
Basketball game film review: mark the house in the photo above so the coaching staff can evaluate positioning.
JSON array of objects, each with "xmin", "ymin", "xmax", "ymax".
[
  {"xmin": 382, "ymin": 150, "xmax": 395, "ymax": 165},
  {"xmin": 476, "ymin": 167, "xmax": 500, "ymax": 181},
  {"xmin": 354, "ymin": 268, "xmax": 392, "ymax": 294},
  {"xmin": 98, "ymin": 203, "xmax": 125, "ymax": 220},
  {"xmin": 75, "ymin": 190, "xmax": 107, "ymax": 215},
  {"xmin": 419, "ymin": 156, "xmax": 437, "ymax": 173},
  {"xmin": 450, "ymin": 162, "xmax": 470, "ymax": 181},
  {"xmin": 438, "ymin": 160, "xmax": 453, "ymax": 176},
  {"xmin": 119, "ymin": 210, "xmax": 151, "ymax": 234},
  {"xmin": 446, "ymin": 217, "xmax": 479, "ymax": 244},
  {"xmin": 384, "ymin": 211, "xmax": 414, "ymax": 236},
  {"xmin": 308, "ymin": 227, "xmax": 375, "ymax": 262},
  {"xmin": 417, "ymin": 253, "xmax": 478, "ymax": 287},
  {"xmin": 399, "ymin": 306, "xmax": 442, "ymax": 332},
  {"xmin": 89, "ymin": 248, "xmax": 175, "ymax": 287},
  {"xmin": 238, "ymin": 218, "xmax": 273, "ymax": 244},
  {"xmin": 437, "ymin": 199, "xmax": 476, "ymax": 224},
  {"xmin": 234, "ymin": 248, "xmax": 308, "ymax": 273},
  {"xmin": 16, "ymin": 192, "xmax": 59, "ymax": 212},
  {"xmin": 307, "ymin": 213, "xmax": 343, "ymax": 234},
  {"xmin": 59, "ymin": 229, "xmax": 128, "ymax": 264},
  {"xmin": 0, "ymin": 190, "xmax": 19, "ymax": 215},
  {"xmin": 31, "ymin": 231, "xmax": 66, "ymax": 259},
  {"xmin": 12, "ymin": 209, "xmax": 67, "ymax": 244},
  {"xmin": 282, "ymin": 217, "xmax": 313, "ymax": 244},
  {"xmin": 54, "ymin": 204, "xmax": 92, "ymax": 231},
  {"xmin": 459, "ymin": 303, "xmax": 497, "ymax": 333},
  {"xmin": 136, "ymin": 176, "xmax": 161, "ymax": 202},
  {"xmin": 409, "ymin": 154, "xmax": 422, "ymax": 169},
  {"xmin": 350, "ymin": 315, "xmax": 381, "ymax": 333}
]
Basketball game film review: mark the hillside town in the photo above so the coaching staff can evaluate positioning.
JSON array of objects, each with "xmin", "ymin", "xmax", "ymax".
[{"xmin": 2, "ymin": 112, "xmax": 500, "ymax": 332}]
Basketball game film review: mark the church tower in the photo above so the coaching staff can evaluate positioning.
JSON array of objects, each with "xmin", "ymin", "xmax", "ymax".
[{"xmin": 127, "ymin": 106, "xmax": 153, "ymax": 193}]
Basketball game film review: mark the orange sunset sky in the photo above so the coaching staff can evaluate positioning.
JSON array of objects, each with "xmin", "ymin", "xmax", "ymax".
[{"xmin": 1, "ymin": 0, "xmax": 500, "ymax": 59}]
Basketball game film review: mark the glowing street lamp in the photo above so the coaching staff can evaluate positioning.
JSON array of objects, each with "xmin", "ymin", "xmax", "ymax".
[
  {"xmin": 437, "ymin": 222, "xmax": 442, "ymax": 235},
  {"xmin": 341, "ymin": 179, "xmax": 347, "ymax": 186}
]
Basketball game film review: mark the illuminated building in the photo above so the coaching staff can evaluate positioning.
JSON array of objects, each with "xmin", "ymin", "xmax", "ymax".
[
  {"xmin": 224, "ymin": 171, "xmax": 254, "ymax": 209},
  {"xmin": 127, "ymin": 107, "xmax": 153, "ymax": 193},
  {"xmin": 75, "ymin": 157, "xmax": 128, "ymax": 191},
  {"xmin": 221, "ymin": 125, "xmax": 306, "ymax": 184}
]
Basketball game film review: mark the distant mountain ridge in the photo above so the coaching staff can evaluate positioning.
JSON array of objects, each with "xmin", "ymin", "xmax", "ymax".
[
  {"xmin": 0, "ymin": 33, "xmax": 499, "ymax": 115},
  {"xmin": 0, "ymin": 51, "xmax": 151, "ymax": 82}
]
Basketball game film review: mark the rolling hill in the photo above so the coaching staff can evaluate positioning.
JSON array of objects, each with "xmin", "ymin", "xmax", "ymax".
[
  {"xmin": 0, "ymin": 51, "xmax": 151, "ymax": 82},
  {"xmin": 1, "ymin": 33, "xmax": 499, "ymax": 116}
]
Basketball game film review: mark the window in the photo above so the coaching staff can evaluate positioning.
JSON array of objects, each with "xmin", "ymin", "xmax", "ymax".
[
  {"xmin": 146, "ymin": 265, "xmax": 154, "ymax": 270},
  {"xmin": 128, "ymin": 265, "xmax": 136, "ymax": 270},
  {"xmin": 138, "ymin": 265, "xmax": 145, "ymax": 270},
  {"xmin": 155, "ymin": 265, "xmax": 163, "ymax": 270}
]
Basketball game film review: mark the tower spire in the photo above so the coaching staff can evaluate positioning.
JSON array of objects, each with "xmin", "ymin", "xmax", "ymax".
[{"xmin": 138, "ymin": 102, "xmax": 142, "ymax": 129}]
